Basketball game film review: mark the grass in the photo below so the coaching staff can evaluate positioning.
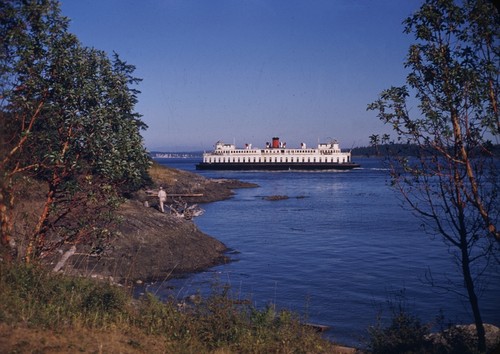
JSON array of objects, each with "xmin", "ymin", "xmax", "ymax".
[
  {"xmin": 0, "ymin": 263, "xmax": 346, "ymax": 353},
  {"xmin": 148, "ymin": 161, "xmax": 181, "ymax": 186},
  {"xmin": 148, "ymin": 160, "xmax": 203, "ymax": 187}
]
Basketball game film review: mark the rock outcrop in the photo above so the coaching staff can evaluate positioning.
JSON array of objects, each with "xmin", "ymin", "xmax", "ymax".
[
  {"xmin": 66, "ymin": 199, "xmax": 230, "ymax": 283},
  {"xmin": 62, "ymin": 168, "xmax": 257, "ymax": 283}
]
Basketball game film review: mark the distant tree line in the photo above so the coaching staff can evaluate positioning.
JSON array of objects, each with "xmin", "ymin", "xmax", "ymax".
[
  {"xmin": 0, "ymin": 0, "xmax": 151, "ymax": 263},
  {"xmin": 352, "ymin": 141, "xmax": 500, "ymax": 157},
  {"xmin": 352, "ymin": 143, "xmax": 420, "ymax": 157}
]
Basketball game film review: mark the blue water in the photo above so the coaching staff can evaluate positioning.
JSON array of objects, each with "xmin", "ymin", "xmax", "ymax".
[{"xmin": 144, "ymin": 157, "xmax": 499, "ymax": 347}]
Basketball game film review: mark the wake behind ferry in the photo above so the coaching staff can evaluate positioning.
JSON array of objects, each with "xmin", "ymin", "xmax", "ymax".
[{"xmin": 196, "ymin": 137, "xmax": 360, "ymax": 171}]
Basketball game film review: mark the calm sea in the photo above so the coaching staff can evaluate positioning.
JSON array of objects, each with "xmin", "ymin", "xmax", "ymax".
[{"xmin": 143, "ymin": 157, "xmax": 499, "ymax": 347}]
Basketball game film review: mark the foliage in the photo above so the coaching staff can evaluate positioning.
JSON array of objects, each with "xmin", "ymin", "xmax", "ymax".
[
  {"xmin": 0, "ymin": 263, "xmax": 338, "ymax": 353},
  {"xmin": 367, "ymin": 307, "xmax": 489, "ymax": 354},
  {"xmin": 365, "ymin": 290, "xmax": 498, "ymax": 354},
  {"xmin": 368, "ymin": 311, "xmax": 431, "ymax": 354},
  {"xmin": 367, "ymin": 0, "xmax": 499, "ymax": 352},
  {"xmin": 0, "ymin": 0, "xmax": 151, "ymax": 262},
  {"xmin": 366, "ymin": 290, "xmax": 429, "ymax": 354},
  {"xmin": 435, "ymin": 327, "xmax": 481, "ymax": 354}
]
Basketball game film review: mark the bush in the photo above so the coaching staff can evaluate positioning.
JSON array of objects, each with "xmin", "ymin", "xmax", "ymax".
[
  {"xmin": 366, "ymin": 299, "xmax": 493, "ymax": 353},
  {"xmin": 368, "ymin": 310, "xmax": 431, "ymax": 353},
  {"xmin": 367, "ymin": 290, "xmax": 432, "ymax": 353},
  {"xmin": 431, "ymin": 324, "xmax": 483, "ymax": 354},
  {"xmin": 82, "ymin": 286, "xmax": 127, "ymax": 313}
]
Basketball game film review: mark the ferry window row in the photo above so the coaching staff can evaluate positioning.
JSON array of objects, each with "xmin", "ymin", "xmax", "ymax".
[{"xmin": 205, "ymin": 156, "xmax": 349, "ymax": 163}]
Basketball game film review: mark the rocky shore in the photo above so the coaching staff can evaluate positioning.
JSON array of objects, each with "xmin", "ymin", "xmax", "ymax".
[{"xmin": 63, "ymin": 163, "xmax": 257, "ymax": 284}]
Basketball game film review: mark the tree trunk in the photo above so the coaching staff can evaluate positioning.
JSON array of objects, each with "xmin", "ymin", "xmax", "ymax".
[
  {"xmin": 25, "ymin": 182, "xmax": 56, "ymax": 263},
  {"xmin": 453, "ymin": 166, "xmax": 487, "ymax": 352},
  {"xmin": 460, "ymin": 229, "xmax": 486, "ymax": 352},
  {"xmin": 0, "ymin": 184, "xmax": 16, "ymax": 261}
]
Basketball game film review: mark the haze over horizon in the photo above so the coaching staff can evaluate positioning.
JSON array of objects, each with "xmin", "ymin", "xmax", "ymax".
[{"xmin": 60, "ymin": 0, "xmax": 422, "ymax": 152}]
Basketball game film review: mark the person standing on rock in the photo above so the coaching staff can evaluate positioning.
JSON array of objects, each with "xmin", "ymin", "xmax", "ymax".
[{"xmin": 158, "ymin": 186, "xmax": 167, "ymax": 213}]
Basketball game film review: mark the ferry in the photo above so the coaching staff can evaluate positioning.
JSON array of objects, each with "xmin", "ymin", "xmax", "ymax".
[{"xmin": 196, "ymin": 137, "xmax": 360, "ymax": 170}]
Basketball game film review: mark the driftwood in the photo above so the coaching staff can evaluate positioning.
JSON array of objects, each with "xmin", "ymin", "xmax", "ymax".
[
  {"xmin": 145, "ymin": 190, "xmax": 203, "ymax": 198},
  {"xmin": 168, "ymin": 197, "xmax": 204, "ymax": 220},
  {"xmin": 167, "ymin": 193, "xmax": 203, "ymax": 197},
  {"xmin": 53, "ymin": 245, "xmax": 76, "ymax": 272}
]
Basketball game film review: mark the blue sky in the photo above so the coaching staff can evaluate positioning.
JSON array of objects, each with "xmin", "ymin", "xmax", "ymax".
[{"xmin": 60, "ymin": 0, "xmax": 423, "ymax": 151}]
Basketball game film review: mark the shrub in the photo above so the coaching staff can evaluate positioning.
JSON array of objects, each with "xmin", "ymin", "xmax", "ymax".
[
  {"xmin": 367, "ymin": 291, "xmax": 432, "ymax": 354},
  {"xmin": 368, "ymin": 310, "xmax": 431, "ymax": 353},
  {"xmin": 82, "ymin": 286, "xmax": 127, "ymax": 313}
]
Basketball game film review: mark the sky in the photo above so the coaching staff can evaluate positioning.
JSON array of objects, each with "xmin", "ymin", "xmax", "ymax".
[{"xmin": 59, "ymin": 0, "xmax": 423, "ymax": 152}]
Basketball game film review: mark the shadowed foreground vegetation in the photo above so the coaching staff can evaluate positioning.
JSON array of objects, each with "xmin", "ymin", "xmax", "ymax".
[{"xmin": 0, "ymin": 263, "xmax": 349, "ymax": 353}]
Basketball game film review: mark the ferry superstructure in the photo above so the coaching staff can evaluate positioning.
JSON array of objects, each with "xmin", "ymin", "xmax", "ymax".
[{"xmin": 196, "ymin": 137, "xmax": 360, "ymax": 170}]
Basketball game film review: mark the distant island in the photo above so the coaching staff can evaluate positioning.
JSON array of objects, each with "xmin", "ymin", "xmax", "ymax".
[{"xmin": 150, "ymin": 151, "xmax": 202, "ymax": 159}]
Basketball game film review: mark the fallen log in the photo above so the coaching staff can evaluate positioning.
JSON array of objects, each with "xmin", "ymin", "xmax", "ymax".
[
  {"xmin": 304, "ymin": 323, "xmax": 331, "ymax": 332},
  {"xmin": 145, "ymin": 190, "xmax": 203, "ymax": 197},
  {"xmin": 53, "ymin": 245, "xmax": 76, "ymax": 272}
]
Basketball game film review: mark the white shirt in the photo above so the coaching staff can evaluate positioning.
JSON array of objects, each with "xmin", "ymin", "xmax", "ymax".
[{"xmin": 158, "ymin": 189, "xmax": 167, "ymax": 201}]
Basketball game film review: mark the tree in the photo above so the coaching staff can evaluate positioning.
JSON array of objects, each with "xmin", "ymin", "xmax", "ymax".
[
  {"xmin": 381, "ymin": 134, "xmax": 391, "ymax": 145},
  {"xmin": 0, "ymin": 0, "xmax": 62, "ymax": 259},
  {"xmin": 1, "ymin": 0, "xmax": 151, "ymax": 263},
  {"xmin": 369, "ymin": 134, "xmax": 381, "ymax": 155},
  {"xmin": 367, "ymin": 0, "xmax": 499, "ymax": 351}
]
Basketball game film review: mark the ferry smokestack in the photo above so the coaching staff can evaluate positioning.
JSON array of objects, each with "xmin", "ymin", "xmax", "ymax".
[{"xmin": 272, "ymin": 137, "xmax": 280, "ymax": 149}]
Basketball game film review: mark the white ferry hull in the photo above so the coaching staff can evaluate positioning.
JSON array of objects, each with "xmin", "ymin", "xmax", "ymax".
[{"xmin": 196, "ymin": 162, "xmax": 360, "ymax": 170}]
